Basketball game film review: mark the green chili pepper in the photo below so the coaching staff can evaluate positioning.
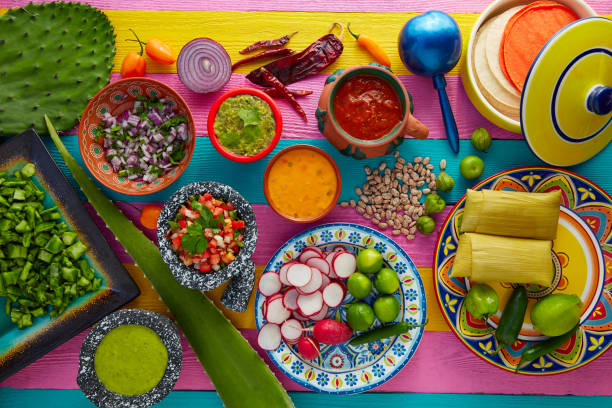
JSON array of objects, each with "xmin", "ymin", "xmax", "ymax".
[
  {"xmin": 424, "ymin": 193, "xmax": 446, "ymax": 214},
  {"xmin": 515, "ymin": 324, "xmax": 579, "ymax": 373},
  {"xmin": 493, "ymin": 286, "xmax": 528, "ymax": 355},
  {"xmin": 349, "ymin": 320, "xmax": 428, "ymax": 345}
]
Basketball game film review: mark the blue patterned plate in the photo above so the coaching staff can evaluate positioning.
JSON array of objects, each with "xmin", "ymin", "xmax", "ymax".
[{"xmin": 255, "ymin": 223, "xmax": 426, "ymax": 394}]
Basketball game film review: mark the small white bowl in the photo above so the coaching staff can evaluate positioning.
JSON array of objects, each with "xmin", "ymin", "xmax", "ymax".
[{"xmin": 461, "ymin": 0, "xmax": 596, "ymax": 132}]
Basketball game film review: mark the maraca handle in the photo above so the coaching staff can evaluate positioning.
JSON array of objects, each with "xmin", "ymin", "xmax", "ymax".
[
  {"xmin": 433, "ymin": 75, "xmax": 459, "ymax": 153},
  {"xmin": 587, "ymin": 85, "xmax": 612, "ymax": 115}
]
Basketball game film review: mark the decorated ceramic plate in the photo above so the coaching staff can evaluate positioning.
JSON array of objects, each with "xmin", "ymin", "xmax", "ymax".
[
  {"xmin": 434, "ymin": 167, "xmax": 612, "ymax": 375},
  {"xmin": 255, "ymin": 223, "xmax": 426, "ymax": 394}
]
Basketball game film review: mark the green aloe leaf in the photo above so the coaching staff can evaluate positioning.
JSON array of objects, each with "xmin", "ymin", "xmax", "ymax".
[{"xmin": 45, "ymin": 115, "xmax": 293, "ymax": 408}]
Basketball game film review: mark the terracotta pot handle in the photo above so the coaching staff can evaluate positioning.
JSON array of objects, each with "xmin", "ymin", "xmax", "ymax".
[{"xmin": 404, "ymin": 114, "xmax": 429, "ymax": 140}]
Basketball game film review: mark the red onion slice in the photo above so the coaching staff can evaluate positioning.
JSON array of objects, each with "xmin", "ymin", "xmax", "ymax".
[{"xmin": 177, "ymin": 38, "xmax": 232, "ymax": 93}]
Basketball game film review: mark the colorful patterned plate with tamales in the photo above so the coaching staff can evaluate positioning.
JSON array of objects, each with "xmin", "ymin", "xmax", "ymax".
[
  {"xmin": 434, "ymin": 167, "xmax": 612, "ymax": 375},
  {"xmin": 256, "ymin": 223, "xmax": 426, "ymax": 394}
]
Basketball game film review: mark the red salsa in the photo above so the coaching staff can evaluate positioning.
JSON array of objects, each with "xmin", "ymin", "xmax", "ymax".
[{"xmin": 332, "ymin": 75, "xmax": 403, "ymax": 140}]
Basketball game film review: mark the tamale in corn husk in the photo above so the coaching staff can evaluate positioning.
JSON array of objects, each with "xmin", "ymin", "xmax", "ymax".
[
  {"xmin": 460, "ymin": 189, "xmax": 561, "ymax": 240},
  {"xmin": 451, "ymin": 233, "xmax": 554, "ymax": 287}
]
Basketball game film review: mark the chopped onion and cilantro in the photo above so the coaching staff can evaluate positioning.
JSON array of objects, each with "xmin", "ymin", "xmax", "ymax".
[
  {"xmin": 96, "ymin": 96, "xmax": 189, "ymax": 184},
  {"xmin": 166, "ymin": 193, "xmax": 245, "ymax": 273},
  {"xmin": 0, "ymin": 163, "xmax": 101, "ymax": 329}
]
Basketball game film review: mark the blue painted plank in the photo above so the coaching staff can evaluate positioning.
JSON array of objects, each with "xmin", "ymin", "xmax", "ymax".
[
  {"xmin": 42, "ymin": 136, "xmax": 612, "ymax": 205},
  {"xmin": 0, "ymin": 388, "xmax": 610, "ymax": 407}
]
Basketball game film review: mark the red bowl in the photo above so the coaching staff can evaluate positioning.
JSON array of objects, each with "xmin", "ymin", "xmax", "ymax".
[{"xmin": 207, "ymin": 88, "xmax": 283, "ymax": 163}]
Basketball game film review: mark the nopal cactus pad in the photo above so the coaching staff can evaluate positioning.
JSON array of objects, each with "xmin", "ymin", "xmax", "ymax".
[{"xmin": 0, "ymin": 2, "xmax": 115, "ymax": 136}]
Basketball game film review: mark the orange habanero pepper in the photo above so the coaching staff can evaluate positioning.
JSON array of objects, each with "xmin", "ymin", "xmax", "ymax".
[
  {"xmin": 347, "ymin": 23, "xmax": 391, "ymax": 68},
  {"xmin": 120, "ymin": 29, "xmax": 146, "ymax": 78},
  {"xmin": 126, "ymin": 29, "xmax": 176, "ymax": 65}
]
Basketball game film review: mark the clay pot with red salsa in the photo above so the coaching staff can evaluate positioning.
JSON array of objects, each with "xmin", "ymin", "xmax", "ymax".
[{"xmin": 316, "ymin": 64, "xmax": 428, "ymax": 159}]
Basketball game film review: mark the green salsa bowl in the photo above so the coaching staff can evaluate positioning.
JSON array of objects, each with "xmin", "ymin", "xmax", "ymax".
[
  {"xmin": 77, "ymin": 309, "xmax": 182, "ymax": 408},
  {"xmin": 207, "ymin": 88, "xmax": 283, "ymax": 163}
]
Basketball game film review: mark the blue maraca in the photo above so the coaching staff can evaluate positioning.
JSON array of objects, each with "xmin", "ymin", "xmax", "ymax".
[{"xmin": 399, "ymin": 11, "xmax": 462, "ymax": 153}]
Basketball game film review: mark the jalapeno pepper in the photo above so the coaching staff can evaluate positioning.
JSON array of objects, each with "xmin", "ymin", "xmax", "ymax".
[
  {"xmin": 493, "ymin": 285, "xmax": 528, "ymax": 355},
  {"xmin": 349, "ymin": 320, "xmax": 427, "ymax": 345},
  {"xmin": 515, "ymin": 324, "xmax": 579, "ymax": 373}
]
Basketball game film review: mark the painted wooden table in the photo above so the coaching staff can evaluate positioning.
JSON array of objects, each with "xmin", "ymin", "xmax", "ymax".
[{"xmin": 1, "ymin": 0, "xmax": 612, "ymax": 406}]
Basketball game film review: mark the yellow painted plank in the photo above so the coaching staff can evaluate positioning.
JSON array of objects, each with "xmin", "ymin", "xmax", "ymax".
[{"xmin": 122, "ymin": 263, "xmax": 449, "ymax": 332}]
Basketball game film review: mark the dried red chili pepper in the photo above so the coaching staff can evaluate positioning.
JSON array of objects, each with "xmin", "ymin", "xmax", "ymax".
[
  {"xmin": 239, "ymin": 31, "xmax": 298, "ymax": 54},
  {"xmin": 262, "ymin": 88, "xmax": 313, "ymax": 98},
  {"xmin": 247, "ymin": 23, "xmax": 344, "ymax": 86},
  {"xmin": 231, "ymin": 48, "xmax": 294, "ymax": 71},
  {"xmin": 260, "ymin": 68, "xmax": 308, "ymax": 122}
]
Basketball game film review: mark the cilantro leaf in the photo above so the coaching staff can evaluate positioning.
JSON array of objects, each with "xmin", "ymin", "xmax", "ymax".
[
  {"xmin": 238, "ymin": 107, "xmax": 260, "ymax": 127},
  {"xmin": 219, "ymin": 130, "xmax": 241, "ymax": 148},
  {"xmin": 159, "ymin": 115, "xmax": 187, "ymax": 131},
  {"xmin": 190, "ymin": 200, "xmax": 204, "ymax": 212},
  {"xmin": 200, "ymin": 206, "xmax": 213, "ymax": 226},
  {"xmin": 168, "ymin": 220, "xmax": 179, "ymax": 230},
  {"xmin": 187, "ymin": 223, "xmax": 202, "ymax": 236},
  {"xmin": 180, "ymin": 234, "xmax": 207, "ymax": 255},
  {"xmin": 242, "ymin": 125, "xmax": 261, "ymax": 142}
]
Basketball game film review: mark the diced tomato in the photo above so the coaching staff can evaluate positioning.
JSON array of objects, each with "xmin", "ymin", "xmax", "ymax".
[
  {"xmin": 203, "ymin": 193, "xmax": 212, "ymax": 201},
  {"xmin": 213, "ymin": 207, "xmax": 224, "ymax": 217},
  {"xmin": 178, "ymin": 219, "xmax": 187, "ymax": 229},
  {"xmin": 209, "ymin": 239, "xmax": 217, "ymax": 249},
  {"xmin": 226, "ymin": 202, "xmax": 235, "ymax": 211},
  {"xmin": 229, "ymin": 242, "xmax": 239, "ymax": 252},
  {"xmin": 199, "ymin": 262, "xmax": 211, "ymax": 273},
  {"xmin": 208, "ymin": 247, "xmax": 217, "ymax": 255},
  {"xmin": 222, "ymin": 253, "xmax": 235, "ymax": 264},
  {"xmin": 210, "ymin": 254, "xmax": 221, "ymax": 265},
  {"xmin": 204, "ymin": 201, "xmax": 214, "ymax": 211},
  {"xmin": 231, "ymin": 220, "xmax": 245, "ymax": 229},
  {"xmin": 172, "ymin": 236, "xmax": 182, "ymax": 248}
]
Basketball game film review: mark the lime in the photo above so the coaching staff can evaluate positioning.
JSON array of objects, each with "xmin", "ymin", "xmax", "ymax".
[
  {"xmin": 373, "ymin": 295, "xmax": 400, "ymax": 323},
  {"xmin": 531, "ymin": 294, "xmax": 583, "ymax": 336},
  {"xmin": 465, "ymin": 283, "xmax": 498, "ymax": 320},
  {"xmin": 459, "ymin": 155, "xmax": 485, "ymax": 180},
  {"xmin": 346, "ymin": 302, "xmax": 375, "ymax": 331},
  {"xmin": 374, "ymin": 268, "xmax": 399, "ymax": 294},
  {"xmin": 356, "ymin": 248, "xmax": 383, "ymax": 274},
  {"xmin": 347, "ymin": 272, "xmax": 373, "ymax": 300}
]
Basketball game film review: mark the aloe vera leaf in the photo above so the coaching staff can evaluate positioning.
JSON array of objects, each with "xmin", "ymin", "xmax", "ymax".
[{"xmin": 44, "ymin": 115, "xmax": 294, "ymax": 408}]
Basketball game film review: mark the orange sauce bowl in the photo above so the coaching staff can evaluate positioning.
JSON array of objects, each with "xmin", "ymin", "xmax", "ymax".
[{"xmin": 263, "ymin": 145, "xmax": 341, "ymax": 223}]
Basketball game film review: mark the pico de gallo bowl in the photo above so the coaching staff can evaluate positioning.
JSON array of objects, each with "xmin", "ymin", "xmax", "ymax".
[
  {"xmin": 165, "ymin": 193, "xmax": 245, "ymax": 273},
  {"xmin": 157, "ymin": 182, "xmax": 257, "ymax": 294}
]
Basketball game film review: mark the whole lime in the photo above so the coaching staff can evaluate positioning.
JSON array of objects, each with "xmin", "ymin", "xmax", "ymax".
[
  {"xmin": 347, "ymin": 272, "xmax": 373, "ymax": 300},
  {"xmin": 356, "ymin": 248, "xmax": 383, "ymax": 274},
  {"xmin": 465, "ymin": 283, "xmax": 498, "ymax": 320},
  {"xmin": 459, "ymin": 155, "xmax": 485, "ymax": 180},
  {"xmin": 373, "ymin": 295, "xmax": 401, "ymax": 323},
  {"xmin": 346, "ymin": 302, "xmax": 375, "ymax": 331},
  {"xmin": 531, "ymin": 294, "xmax": 583, "ymax": 336},
  {"xmin": 374, "ymin": 268, "xmax": 400, "ymax": 294}
]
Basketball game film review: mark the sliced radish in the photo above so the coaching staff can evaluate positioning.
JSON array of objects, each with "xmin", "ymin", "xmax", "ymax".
[
  {"xmin": 306, "ymin": 257, "xmax": 331, "ymax": 276},
  {"xmin": 325, "ymin": 251, "xmax": 338, "ymax": 264},
  {"xmin": 322, "ymin": 282, "xmax": 346, "ymax": 308},
  {"xmin": 309, "ymin": 304, "xmax": 329, "ymax": 321},
  {"xmin": 258, "ymin": 272, "xmax": 282, "ymax": 297},
  {"xmin": 266, "ymin": 298, "xmax": 291, "ymax": 324},
  {"xmin": 299, "ymin": 247, "xmax": 323, "ymax": 263},
  {"xmin": 297, "ymin": 291, "xmax": 323, "ymax": 316},
  {"xmin": 280, "ymin": 319, "xmax": 303, "ymax": 343},
  {"xmin": 297, "ymin": 267, "xmax": 323, "ymax": 295},
  {"xmin": 304, "ymin": 246, "xmax": 323, "ymax": 256},
  {"xmin": 333, "ymin": 252, "xmax": 357, "ymax": 278},
  {"xmin": 292, "ymin": 310, "xmax": 309, "ymax": 321},
  {"xmin": 262, "ymin": 299, "xmax": 268, "ymax": 317},
  {"xmin": 321, "ymin": 274, "xmax": 331, "ymax": 288},
  {"xmin": 279, "ymin": 261, "xmax": 297, "ymax": 286},
  {"xmin": 258, "ymin": 323, "xmax": 282, "ymax": 350},
  {"xmin": 283, "ymin": 288, "xmax": 299, "ymax": 311},
  {"xmin": 332, "ymin": 245, "xmax": 347, "ymax": 252},
  {"xmin": 287, "ymin": 263, "xmax": 312, "ymax": 287}
]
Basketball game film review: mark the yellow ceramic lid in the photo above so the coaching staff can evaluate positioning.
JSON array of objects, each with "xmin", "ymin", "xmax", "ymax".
[{"xmin": 521, "ymin": 17, "xmax": 612, "ymax": 166}]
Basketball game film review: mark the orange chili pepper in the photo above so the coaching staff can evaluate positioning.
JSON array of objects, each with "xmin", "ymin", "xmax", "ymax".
[
  {"xmin": 120, "ymin": 29, "xmax": 146, "ymax": 78},
  {"xmin": 347, "ymin": 23, "xmax": 391, "ymax": 68},
  {"xmin": 126, "ymin": 29, "xmax": 176, "ymax": 65}
]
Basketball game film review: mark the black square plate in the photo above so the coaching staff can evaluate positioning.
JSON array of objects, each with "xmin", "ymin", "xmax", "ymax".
[{"xmin": 0, "ymin": 129, "xmax": 140, "ymax": 382}]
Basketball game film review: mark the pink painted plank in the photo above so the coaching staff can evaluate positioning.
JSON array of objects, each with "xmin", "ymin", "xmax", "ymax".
[
  {"xmin": 104, "ymin": 73, "xmax": 521, "ymax": 141},
  {"xmin": 3, "ymin": 0, "xmax": 610, "ymax": 13},
  {"xmin": 3, "ymin": 329, "xmax": 612, "ymax": 396},
  {"xmin": 89, "ymin": 203, "xmax": 449, "ymax": 268}
]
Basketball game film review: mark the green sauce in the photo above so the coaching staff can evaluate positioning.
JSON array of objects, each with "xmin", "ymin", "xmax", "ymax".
[
  {"xmin": 214, "ymin": 94, "xmax": 276, "ymax": 156},
  {"xmin": 94, "ymin": 324, "xmax": 168, "ymax": 396}
]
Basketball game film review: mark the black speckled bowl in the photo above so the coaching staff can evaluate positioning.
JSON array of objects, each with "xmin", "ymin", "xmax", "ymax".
[
  {"xmin": 77, "ymin": 309, "xmax": 182, "ymax": 408},
  {"xmin": 157, "ymin": 181, "xmax": 257, "ymax": 312}
]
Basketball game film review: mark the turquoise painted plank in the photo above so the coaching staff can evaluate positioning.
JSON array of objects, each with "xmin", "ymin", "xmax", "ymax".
[
  {"xmin": 1, "ymin": 388, "xmax": 610, "ymax": 407},
  {"xmin": 42, "ymin": 136, "xmax": 612, "ymax": 205}
]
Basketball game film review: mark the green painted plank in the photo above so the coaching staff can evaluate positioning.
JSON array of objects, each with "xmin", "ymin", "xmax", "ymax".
[
  {"xmin": 42, "ymin": 136, "xmax": 612, "ymax": 205},
  {"xmin": 0, "ymin": 388, "xmax": 610, "ymax": 407}
]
